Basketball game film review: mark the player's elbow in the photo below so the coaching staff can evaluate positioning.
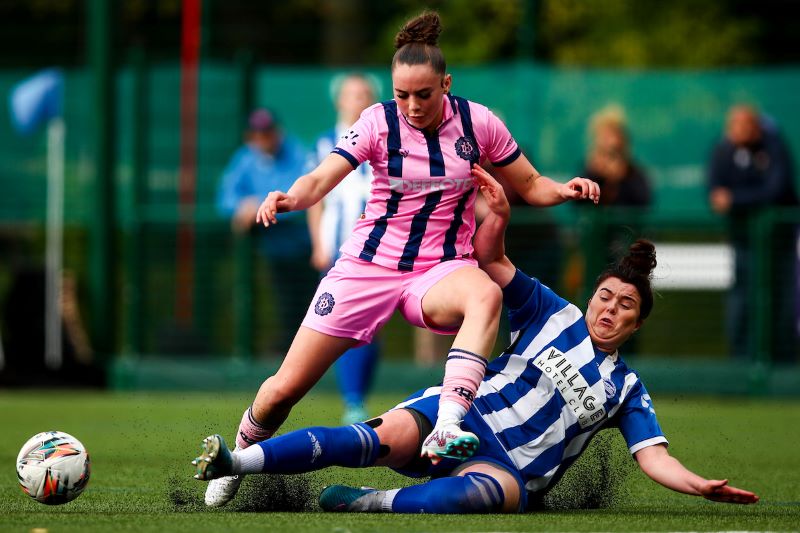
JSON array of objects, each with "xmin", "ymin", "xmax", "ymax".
[{"xmin": 634, "ymin": 444, "xmax": 670, "ymax": 474}]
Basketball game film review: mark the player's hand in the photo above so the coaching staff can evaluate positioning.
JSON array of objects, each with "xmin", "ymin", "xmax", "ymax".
[
  {"xmin": 699, "ymin": 479, "xmax": 759, "ymax": 504},
  {"xmin": 256, "ymin": 191, "xmax": 297, "ymax": 227},
  {"xmin": 471, "ymin": 164, "xmax": 510, "ymax": 220},
  {"xmin": 560, "ymin": 177, "xmax": 600, "ymax": 204}
]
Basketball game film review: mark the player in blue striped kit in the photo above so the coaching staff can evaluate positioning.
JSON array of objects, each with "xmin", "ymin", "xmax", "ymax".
[
  {"xmin": 193, "ymin": 167, "xmax": 758, "ymax": 513},
  {"xmin": 307, "ymin": 73, "xmax": 382, "ymax": 425}
]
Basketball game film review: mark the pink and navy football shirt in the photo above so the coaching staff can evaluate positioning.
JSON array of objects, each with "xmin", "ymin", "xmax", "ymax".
[{"xmin": 333, "ymin": 94, "xmax": 521, "ymax": 271}]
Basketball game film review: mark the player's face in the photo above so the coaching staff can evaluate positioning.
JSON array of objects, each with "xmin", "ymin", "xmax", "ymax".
[
  {"xmin": 392, "ymin": 63, "xmax": 451, "ymax": 133},
  {"xmin": 585, "ymin": 277, "xmax": 642, "ymax": 353}
]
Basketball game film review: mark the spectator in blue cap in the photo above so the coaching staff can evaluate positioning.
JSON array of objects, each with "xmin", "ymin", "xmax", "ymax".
[{"xmin": 217, "ymin": 108, "xmax": 316, "ymax": 353}]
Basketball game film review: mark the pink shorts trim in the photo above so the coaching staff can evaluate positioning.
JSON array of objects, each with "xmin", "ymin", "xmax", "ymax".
[{"xmin": 300, "ymin": 254, "xmax": 478, "ymax": 344}]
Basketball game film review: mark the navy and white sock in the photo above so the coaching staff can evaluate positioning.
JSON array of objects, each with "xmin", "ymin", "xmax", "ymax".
[
  {"xmin": 387, "ymin": 473, "xmax": 504, "ymax": 514},
  {"xmin": 233, "ymin": 422, "xmax": 380, "ymax": 475}
]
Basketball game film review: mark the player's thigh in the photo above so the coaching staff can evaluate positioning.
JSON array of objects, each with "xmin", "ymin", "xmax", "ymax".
[
  {"xmin": 368, "ymin": 409, "xmax": 421, "ymax": 469},
  {"xmin": 420, "ymin": 265, "xmax": 499, "ymax": 328},
  {"xmin": 304, "ymin": 254, "xmax": 403, "ymax": 343},
  {"xmin": 452, "ymin": 461, "xmax": 522, "ymax": 513}
]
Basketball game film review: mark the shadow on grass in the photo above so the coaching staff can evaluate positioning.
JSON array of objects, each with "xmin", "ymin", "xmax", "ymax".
[
  {"xmin": 532, "ymin": 429, "xmax": 638, "ymax": 511},
  {"xmin": 167, "ymin": 472, "xmax": 319, "ymax": 513}
]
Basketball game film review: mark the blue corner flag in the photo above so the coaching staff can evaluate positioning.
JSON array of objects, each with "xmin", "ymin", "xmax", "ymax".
[{"xmin": 9, "ymin": 68, "xmax": 64, "ymax": 135}]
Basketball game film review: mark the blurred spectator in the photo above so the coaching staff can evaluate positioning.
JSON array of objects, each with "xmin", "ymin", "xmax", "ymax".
[
  {"xmin": 708, "ymin": 104, "xmax": 799, "ymax": 362},
  {"xmin": 577, "ymin": 105, "xmax": 653, "ymax": 354},
  {"xmin": 582, "ymin": 104, "xmax": 652, "ymax": 207},
  {"xmin": 217, "ymin": 108, "xmax": 316, "ymax": 354},
  {"xmin": 308, "ymin": 74, "xmax": 377, "ymax": 272},
  {"xmin": 307, "ymin": 73, "xmax": 381, "ymax": 424}
]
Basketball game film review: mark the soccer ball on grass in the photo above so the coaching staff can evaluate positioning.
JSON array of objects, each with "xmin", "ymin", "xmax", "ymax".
[{"xmin": 16, "ymin": 431, "xmax": 91, "ymax": 505}]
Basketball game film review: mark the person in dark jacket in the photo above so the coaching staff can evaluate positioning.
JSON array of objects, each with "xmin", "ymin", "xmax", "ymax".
[{"xmin": 708, "ymin": 104, "xmax": 798, "ymax": 361}]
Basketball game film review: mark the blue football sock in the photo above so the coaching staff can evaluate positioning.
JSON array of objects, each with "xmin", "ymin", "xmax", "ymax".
[
  {"xmin": 336, "ymin": 342, "xmax": 379, "ymax": 407},
  {"xmin": 255, "ymin": 423, "xmax": 379, "ymax": 474},
  {"xmin": 390, "ymin": 473, "xmax": 505, "ymax": 514}
]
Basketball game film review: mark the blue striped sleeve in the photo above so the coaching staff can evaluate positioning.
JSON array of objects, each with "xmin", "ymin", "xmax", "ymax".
[
  {"xmin": 617, "ymin": 379, "xmax": 668, "ymax": 453},
  {"xmin": 505, "ymin": 269, "xmax": 569, "ymax": 333},
  {"xmin": 502, "ymin": 268, "xmax": 535, "ymax": 310}
]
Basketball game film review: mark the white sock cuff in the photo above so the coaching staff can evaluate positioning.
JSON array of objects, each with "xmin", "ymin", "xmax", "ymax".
[
  {"xmin": 382, "ymin": 488, "xmax": 400, "ymax": 512},
  {"xmin": 437, "ymin": 401, "xmax": 467, "ymax": 426},
  {"xmin": 235, "ymin": 444, "xmax": 265, "ymax": 474}
]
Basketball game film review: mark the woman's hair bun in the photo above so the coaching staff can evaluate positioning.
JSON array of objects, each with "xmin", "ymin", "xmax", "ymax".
[
  {"xmin": 395, "ymin": 11, "xmax": 442, "ymax": 49},
  {"xmin": 621, "ymin": 239, "xmax": 657, "ymax": 279}
]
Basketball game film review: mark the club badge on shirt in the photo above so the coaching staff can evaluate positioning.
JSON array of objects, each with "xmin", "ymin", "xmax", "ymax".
[{"xmin": 455, "ymin": 135, "xmax": 478, "ymax": 163}]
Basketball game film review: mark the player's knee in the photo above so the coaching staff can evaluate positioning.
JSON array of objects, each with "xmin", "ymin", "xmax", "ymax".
[
  {"xmin": 465, "ymin": 280, "xmax": 503, "ymax": 320},
  {"xmin": 455, "ymin": 472, "xmax": 505, "ymax": 513},
  {"xmin": 260, "ymin": 376, "xmax": 304, "ymax": 409},
  {"xmin": 411, "ymin": 474, "xmax": 505, "ymax": 513}
]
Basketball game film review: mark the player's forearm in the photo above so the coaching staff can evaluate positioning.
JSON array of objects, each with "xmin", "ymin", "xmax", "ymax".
[
  {"xmin": 520, "ymin": 175, "xmax": 568, "ymax": 206},
  {"xmin": 287, "ymin": 153, "xmax": 352, "ymax": 212},
  {"xmin": 286, "ymin": 174, "xmax": 330, "ymax": 211},
  {"xmin": 496, "ymin": 156, "xmax": 564, "ymax": 206},
  {"xmin": 474, "ymin": 213, "xmax": 516, "ymax": 287},
  {"xmin": 640, "ymin": 452, "xmax": 707, "ymax": 496},
  {"xmin": 474, "ymin": 209, "xmax": 507, "ymax": 263},
  {"xmin": 636, "ymin": 443, "xmax": 758, "ymax": 504}
]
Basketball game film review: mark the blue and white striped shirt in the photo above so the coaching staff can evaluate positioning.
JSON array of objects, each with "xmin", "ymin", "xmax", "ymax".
[
  {"xmin": 314, "ymin": 125, "xmax": 373, "ymax": 264},
  {"xmin": 399, "ymin": 268, "xmax": 667, "ymax": 496}
]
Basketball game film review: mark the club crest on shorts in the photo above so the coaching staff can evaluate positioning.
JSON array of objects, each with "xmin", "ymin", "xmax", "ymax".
[
  {"xmin": 455, "ymin": 135, "xmax": 478, "ymax": 162},
  {"xmin": 314, "ymin": 292, "xmax": 335, "ymax": 316}
]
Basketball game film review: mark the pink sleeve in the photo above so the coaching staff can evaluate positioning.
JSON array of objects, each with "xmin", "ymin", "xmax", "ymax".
[
  {"xmin": 475, "ymin": 106, "xmax": 521, "ymax": 167},
  {"xmin": 332, "ymin": 107, "xmax": 378, "ymax": 169}
]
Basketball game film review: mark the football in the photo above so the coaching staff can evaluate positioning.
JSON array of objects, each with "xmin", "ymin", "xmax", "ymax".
[{"xmin": 16, "ymin": 431, "xmax": 91, "ymax": 505}]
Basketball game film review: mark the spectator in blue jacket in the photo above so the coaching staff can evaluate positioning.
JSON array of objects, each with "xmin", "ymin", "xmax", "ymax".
[{"xmin": 217, "ymin": 109, "xmax": 316, "ymax": 353}]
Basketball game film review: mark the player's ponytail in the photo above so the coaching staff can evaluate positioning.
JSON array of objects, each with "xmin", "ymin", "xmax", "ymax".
[
  {"xmin": 594, "ymin": 239, "xmax": 657, "ymax": 320},
  {"xmin": 392, "ymin": 11, "xmax": 446, "ymax": 75}
]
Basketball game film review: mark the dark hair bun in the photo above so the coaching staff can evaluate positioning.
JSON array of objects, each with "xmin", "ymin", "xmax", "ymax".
[
  {"xmin": 622, "ymin": 239, "xmax": 657, "ymax": 279},
  {"xmin": 395, "ymin": 11, "xmax": 442, "ymax": 49}
]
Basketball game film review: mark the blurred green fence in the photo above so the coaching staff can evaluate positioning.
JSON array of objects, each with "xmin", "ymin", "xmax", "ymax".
[{"xmin": 0, "ymin": 60, "xmax": 798, "ymax": 393}]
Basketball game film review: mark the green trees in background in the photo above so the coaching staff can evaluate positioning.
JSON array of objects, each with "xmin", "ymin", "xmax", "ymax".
[
  {"xmin": 370, "ymin": 0, "xmax": 774, "ymax": 67},
  {"xmin": 0, "ymin": 0, "xmax": 797, "ymax": 68},
  {"xmin": 535, "ymin": 0, "xmax": 762, "ymax": 67},
  {"xmin": 364, "ymin": 0, "xmax": 525, "ymax": 64}
]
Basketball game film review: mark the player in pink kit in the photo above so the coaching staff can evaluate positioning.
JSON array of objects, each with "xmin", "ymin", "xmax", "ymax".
[{"xmin": 203, "ymin": 10, "xmax": 599, "ymax": 507}]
